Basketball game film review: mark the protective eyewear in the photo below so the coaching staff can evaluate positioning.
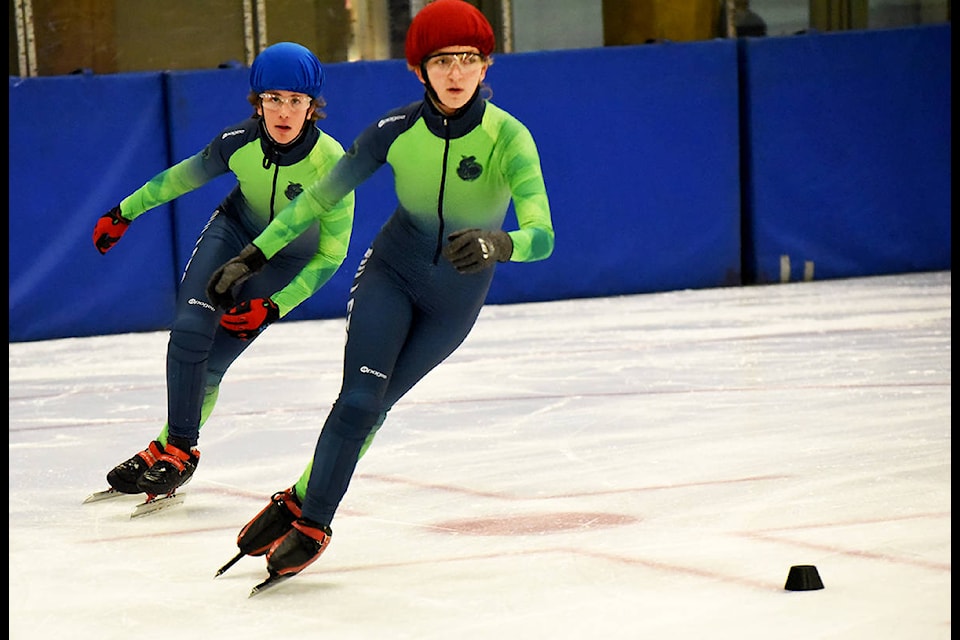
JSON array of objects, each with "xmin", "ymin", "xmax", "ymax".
[
  {"xmin": 259, "ymin": 93, "xmax": 313, "ymax": 112},
  {"xmin": 424, "ymin": 52, "xmax": 485, "ymax": 72}
]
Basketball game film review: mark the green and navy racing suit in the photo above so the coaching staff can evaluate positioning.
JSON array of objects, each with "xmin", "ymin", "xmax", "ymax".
[
  {"xmin": 248, "ymin": 90, "xmax": 554, "ymax": 526},
  {"xmin": 118, "ymin": 117, "xmax": 354, "ymax": 447}
]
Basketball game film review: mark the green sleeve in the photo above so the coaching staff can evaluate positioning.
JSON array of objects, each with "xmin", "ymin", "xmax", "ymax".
[
  {"xmin": 500, "ymin": 124, "xmax": 555, "ymax": 263},
  {"xmin": 269, "ymin": 187, "xmax": 356, "ymax": 317},
  {"xmin": 252, "ymin": 163, "xmax": 355, "ymax": 260},
  {"xmin": 118, "ymin": 153, "xmax": 218, "ymax": 220}
]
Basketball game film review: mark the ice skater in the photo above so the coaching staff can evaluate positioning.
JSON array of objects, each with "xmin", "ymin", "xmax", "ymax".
[
  {"xmin": 207, "ymin": 0, "xmax": 555, "ymax": 594},
  {"xmin": 91, "ymin": 42, "xmax": 354, "ymax": 512}
]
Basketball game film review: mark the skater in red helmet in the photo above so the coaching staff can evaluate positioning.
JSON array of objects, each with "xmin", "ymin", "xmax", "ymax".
[{"xmin": 209, "ymin": 0, "xmax": 554, "ymax": 594}]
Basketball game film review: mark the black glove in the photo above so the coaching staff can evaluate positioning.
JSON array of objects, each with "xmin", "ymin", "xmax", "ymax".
[
  {"xmin": 92, "ymin": 206, "xmax": 131, "ymax": 254},
  {"xmin": 442, "ymin": 229, "xmax": 513, "ymax": 274},
  {"xmin": 206, "ymin": 244, "xmax": 268, "ymax": 310}
]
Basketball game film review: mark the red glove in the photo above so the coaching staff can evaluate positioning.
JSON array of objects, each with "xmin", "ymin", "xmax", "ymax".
[
  {"xmin": 93, "ymin": 206, "xmax": 131, "ymax": 254},
  {"xmin": 220, "ymin": 298, "xmax": 279, "ymax": 340}
]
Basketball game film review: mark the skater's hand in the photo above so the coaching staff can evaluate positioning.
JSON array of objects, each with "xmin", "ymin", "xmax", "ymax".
[
  {"xmin": 93, "ymin": 205, "xmax": 131, "ymax": 254},
  {"xmin": 206, "ymin": 243, "xmax": 268, "ymax": 309},
  {"xmin": 442, "ymin": 229, "xmax": 513, "ymax": 274},
  {"xmin": 220, "ymin": 298, "xmax": 279, "ymax": 340}
]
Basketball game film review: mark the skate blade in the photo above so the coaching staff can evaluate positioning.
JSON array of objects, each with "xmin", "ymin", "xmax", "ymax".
[
  {"xmin": 215, "ymin": 551, "xmax": 245, "ymax": 578},
  {"xmin": 249, "ymin": 574, "xmax": 293, "ymax": 597},
  {"xmin": 83, "ymin": 488, "xmax": 137, "ymax": 504},
  {"xmin": 130, "ymin": 492, "xmax": 185, "ymax": 518}
]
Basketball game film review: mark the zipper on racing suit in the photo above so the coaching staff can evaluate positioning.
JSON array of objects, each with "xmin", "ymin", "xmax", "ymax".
[{"xmin": 433, "ymin": 116, "xmax": 451, "ymax": 265}]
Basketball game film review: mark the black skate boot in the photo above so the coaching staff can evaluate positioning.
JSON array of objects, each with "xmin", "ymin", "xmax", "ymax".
[
  {"xmin": 266, "ymin": 518, "xmax": 332, "ymax": 577},
  {"xmin": 136, "ymin": 437, "xmax": 200, "ymax": 496},
  {"xmin": 238, "ymin": 488, "xmax": 303, "ymax": 556},
  {"xmin": 106, "ymin": 440, "xmax": 164, "ymax": 494},
  {"xmin": 215, "ymin": 487, "xmax": 302, "ymax": 577}
]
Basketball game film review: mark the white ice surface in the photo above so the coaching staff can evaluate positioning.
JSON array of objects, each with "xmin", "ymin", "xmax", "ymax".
[{"xmin": 9, "ymin": 271, "xmax": 951, "ymax": 639}]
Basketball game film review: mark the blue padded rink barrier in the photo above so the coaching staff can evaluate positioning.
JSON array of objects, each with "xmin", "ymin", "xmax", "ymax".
[{"xmin": 9, "ymin": 271, "xmax": 950, "ymax": 640}]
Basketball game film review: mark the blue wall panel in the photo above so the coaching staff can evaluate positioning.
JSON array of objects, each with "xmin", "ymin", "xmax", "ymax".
[
  {"xmin": 164, "ymin": 67, "xmax": 253, "ymax": 278},
  {"xmin": 8, "ymin": 25, "xmax": 950, "ymax": 342},
  {"xmin": 485, "ymin": 41, "xmax": 743, "ymax": 304},
  {"xmin": 8, "ymin": 73, "xmax": 178, "ymax": 342},
  {"xmin": 740, "ymin": 25, "xmax": 951, "ymax": 283},
  {"xmin": 158, "ymin": 48, "xmax": 742, "ymax": 320}
]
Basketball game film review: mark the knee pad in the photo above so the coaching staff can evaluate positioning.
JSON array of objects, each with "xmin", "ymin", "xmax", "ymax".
[
  {"xmin": 329, "ymin": 397, "xmax": 382, "ymax": 440},
  {"xmin": 338, "ymin": 404, "xmax": 382, "ymax": 430},
  {"xmin": 168, "ymin": 327, "xmax": 214, "ymax": 364}
]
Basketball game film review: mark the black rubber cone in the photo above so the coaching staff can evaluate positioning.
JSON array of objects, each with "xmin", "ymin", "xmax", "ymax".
[{"xmin": 784, "ymin": 565, "xmax": 824, "ymax": 591}]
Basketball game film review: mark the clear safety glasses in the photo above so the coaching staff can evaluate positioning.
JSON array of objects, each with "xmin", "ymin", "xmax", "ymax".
[
  {"xmin": 259, "ymin": 93, "xmax": 313, "ymax": 112},
  {"xmin": 423, "ymin": 52, "xmax": 486, "ymax": 72}
]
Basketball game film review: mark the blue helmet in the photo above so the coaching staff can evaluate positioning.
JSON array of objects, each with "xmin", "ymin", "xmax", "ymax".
[{"xmin": 250, "ymin": 42, "xmax": 324, "ymax": 98}]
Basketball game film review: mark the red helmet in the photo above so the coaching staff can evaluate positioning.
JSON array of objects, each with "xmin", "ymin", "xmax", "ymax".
[{"xmin": 405, "ymin": 0, "xmax": 495, "ymax": 67}]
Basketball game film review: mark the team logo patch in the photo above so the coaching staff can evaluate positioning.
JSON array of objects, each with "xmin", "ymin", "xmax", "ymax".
[
  {"xmin": 457, "ymin": 156, "xmax": 482, "ymax": 181},
  {"xmin": 285, "ymin": 182, "xmax": 304, "ymax": 200}
]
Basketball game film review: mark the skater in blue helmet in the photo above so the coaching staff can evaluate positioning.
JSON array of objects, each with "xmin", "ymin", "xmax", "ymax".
[{"xmin": 93, "ymin": 42, "xmax": 354, "ymax": 506}]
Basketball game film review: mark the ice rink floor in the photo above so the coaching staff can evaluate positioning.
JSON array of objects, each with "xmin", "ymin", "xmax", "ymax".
[{"xmin": 9, "ymin": 271, "xmax": 951, "ymax": 639}]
